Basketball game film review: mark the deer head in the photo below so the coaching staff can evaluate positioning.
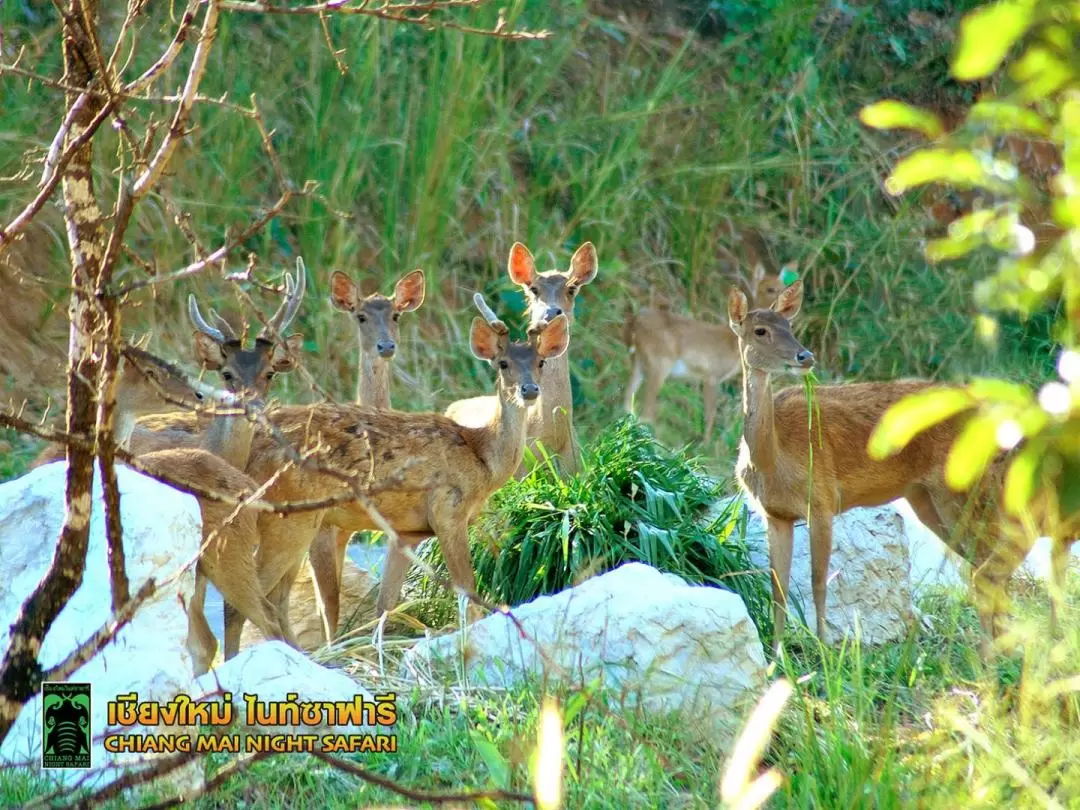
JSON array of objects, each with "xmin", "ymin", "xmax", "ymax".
[
  {"xmin": 469, "ymin": 292, "xmax": 569, "ymax": 406},
  {"xmin": 188, "ymin": 257, "xmax": 307, "ymax": 399},
  {"xmin": 747, "ymin": 263, "xmax": 788, "ymax": 309},
  {"xmin": 506, "ymin": 241, "xmax": 598, "ymax": 332},
  {"xmin": 727, "ymin": 280, "xmax": 814, "ymax": 375},
  {"xmin": 329, "ymin": 268, "xmax": 426, "ymax": 359}
]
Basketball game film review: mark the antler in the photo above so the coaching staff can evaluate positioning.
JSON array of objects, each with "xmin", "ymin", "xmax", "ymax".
[
  {"xmin": 261, "ymin": 257, "xmax": 307, "ymax": 338},
  {"xmin": 188, "ymin": 294, "xmax": 238, "ymax": 342},
  {"xmin": 473, "ymin": 292, "xmax": 509, "ymax": 335}
]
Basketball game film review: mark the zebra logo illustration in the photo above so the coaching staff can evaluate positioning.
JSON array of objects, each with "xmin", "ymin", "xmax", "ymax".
[{"xmin": 41, "ymin": 682, "xmax": 92, "ymax": 769}]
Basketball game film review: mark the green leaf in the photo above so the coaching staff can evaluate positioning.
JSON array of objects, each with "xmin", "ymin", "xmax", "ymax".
[
  {"xmin": 473, "ymin": 735, "xmax": 511, "ymax": 787},
  {"xmin": 925, "ymin": 233, "xmax": 983, "ymax": 263},
  {"xmin": 952, "ymin": 0, "xmax": 1034, "ymax": 81},
  {"xmin": 868, "ymin": 388, "xmax": 975, "ymax": 460},
  {"xmin": 966, "ymin": 377, "xmax": 1035, "ymax": 405},
  {"xmin": 1004, "ymin": 441, "xmax": 1042, "ymax": 515},
  {"xmin": 1059, "ymin": 457, "xmax": 1080, "ymax": 517},
  {"xmin": 859, "ymin": 100, "xmax": 944, "ymax": 138},
  {"xmin": 968, "ymin": 101, "xmax": 1050, "ymax": 135},
  {"xmin": 946, "ymin": 412, "xmax": 1001, "ymax": 491},
  {"xmin": 886, "ymin": 149, "xmax": 1004, "ymax": 196}
]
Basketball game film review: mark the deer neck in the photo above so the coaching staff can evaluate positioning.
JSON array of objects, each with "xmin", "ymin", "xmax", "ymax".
[
  {"xmin": 483, "ymin": 388, "xmax": 531, "ymax": 484},
  {"xmin": 204, "ymin": 411, "xmax": 255, "ymax": 469},
  {"xmin": 114, "ymin": 409, "xmax": 137, "ymax": 451},
  {"xmin": 538, "ymin": 351, "xmax": 573, "ymax": 418},
  {"xmin": 356, "ymin": 348, "xmax": 391, "ymax": 409},
  {"xmin": 740, "ymin": 361, "xmax": 779, "ymax": 475}
]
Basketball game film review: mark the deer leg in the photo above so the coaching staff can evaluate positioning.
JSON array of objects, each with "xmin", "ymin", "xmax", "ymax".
[
  {"xmin": 374, "ymin": 531, "xmax": 434, "ymax": 616},
  {"xmin": 308, "ymin": 525, "xmax": 344, "ymax": 643},
  {"xmin": 625, "ymin": 355, "xmax": 644, "ymax": 414},
  {"xmin": 766, "ymin": 516, "xmax": 795, "ymax": 656},
  {"xmin": 184, "ymin": 569, "xmax": 217, "ymax": 677},
  {"xmin": 905, "ymin": 486, "xmax": 953, "ymax": 544},
  {"xmin": 702, "ymin": 382, "xmax": 718, "ymax": 445},
  {"xmin": 807, "ymin": 505, "xmax": 835, "ymax": 644},
  {"xmin": 1050, "ymin": 536, "xmax": 1072, "ymax": 638},
  {"xmin": 429, "ymin": 488, "xmax": 484, "ymax": 624},
  {"xmin": 639, "ymin": 359, "xmax": 671, "ymax": 427}
]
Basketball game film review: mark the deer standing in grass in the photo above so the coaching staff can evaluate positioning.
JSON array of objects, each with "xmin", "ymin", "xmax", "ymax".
[
  {"xmin": 623, "ymin": 263, "xmax": 786, "ymax": 444},
  {"xmin": 725, "ymin": 280, "xmax": 1033, "ymax": 653},
  {"xmin": 33, "ymin": 345, "xmax": 289, "ymax": 675},
  {"xmin": 225, "ymin": 292, "xmax": 571, "ymax": 652},
  {"xmin": 445, "ymin": 242, "xmax": 597, "ymax": 476},
  {"xmin": 305, "ymin": 267, "xmax": 426, "ymax": 643}
]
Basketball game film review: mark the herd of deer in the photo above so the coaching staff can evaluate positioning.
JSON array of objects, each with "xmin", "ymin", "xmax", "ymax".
[{"xmin": 27, "ymin": 238, "xmax": 1075, "ymax": 674}]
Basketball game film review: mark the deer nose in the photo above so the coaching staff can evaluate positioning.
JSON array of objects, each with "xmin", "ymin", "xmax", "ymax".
[
  {"xmin": 796, "ymin": 349, "xmax": 815, "ymax": 367},
  {"xmin": 376, "ymin": 339, "xmax": 396, "ymax": 358},
  {"xmin": 544, "ymin": 307, "xmax": 563, "ymax": 322},
  {"xmin": 520, "ymin": 382, "xmax": 540, "ymax": 401}
]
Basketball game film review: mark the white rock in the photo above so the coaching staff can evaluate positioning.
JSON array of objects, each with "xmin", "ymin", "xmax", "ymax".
[
  {"xmin": 192, "ymin": 642, "xmax": 381, "ymax": 741},
  {"xmin": 0, "ymin": 462, "xmax": 204, "ymax": 795},
  {"xmin": 401, "ymin": 562, "xmax": 767, "ymax": 746}
]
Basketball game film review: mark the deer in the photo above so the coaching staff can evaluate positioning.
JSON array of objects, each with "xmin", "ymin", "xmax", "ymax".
[
  {"xmin": 306, "ymin": 267, "xmax": 427, "ymax": 643},
  {"xmin": 444, "ymin": 242, "xmax": 598, "ymax": 477},
  {"xmin": 725, "ymin": 280, "xmax": 1038, "ymax": 655},
  {"xmin": 222, "ymin": 291, "xmax": 571, "ymax": 654},
  {"xmin": 31, "ymin": 344, "xmax": 288, "ymax": 675},
  {"xmin": 623, "ymin": 263, "xmax": 786, "ymax": 444},
  {"xmin": 131, "ymin": 259, "xmax": 307, "ymax": 469}
]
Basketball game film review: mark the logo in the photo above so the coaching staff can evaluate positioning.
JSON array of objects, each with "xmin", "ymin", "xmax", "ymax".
[{"xmin": 41, "ymin": 682, "xmax": 92, "ymax": 769}]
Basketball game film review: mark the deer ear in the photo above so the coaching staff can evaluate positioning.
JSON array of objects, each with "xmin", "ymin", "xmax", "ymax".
[
  {"xmin": 536, "ymin": 314, "xmax": 570, "ymax": 359},
  {"xmin": 568, "ymin": 242, "xmax": 598, "ymax": 287},
  {"xmin": 393, "ymin": 269, "xmax": 426, "ymax": 313},
  {"xmin": 507, "ymin": 243, "xmax": 536, "ymax": 286},
  {"xmin": 470, "ymin": 317, "xmax": 501, "ymax": 361},
  {"xmin": 329, "ymin": 271, "xmax": 358, "ymax": 312},
  {"xmin": 772, "ymin": 280, "xmax": 804, "ymax": 322},
  {"xmin": 192, "ymin": 331, "xmax": 226, "ymax": 370},
  {"xmin": 727, "ymin": 288, "xmax": 748, "ymax": 328},
  {"xmin": 270, "ymin": 334, "xmax": 304, "ymax": 373}
]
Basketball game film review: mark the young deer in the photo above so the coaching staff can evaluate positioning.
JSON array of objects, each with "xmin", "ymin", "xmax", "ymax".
[
  {"xmin": 725, "ymin": 281, "xmax": 1023, "ymax": 653},
  {"xmin": 306, "ymin": 267, "xmax": 427, "ymax": 642},
  {"xmin": 445, "ymin": 242, "xmax": 598, "ymax": 476},
  {"xmin": 225, "ymin": 293, "xmax": 571, "ymax": 653},
  {"xmin": 623, "ymin": 263, "xmax": 785, "ymax": 444},
  {"xmin": 31, "ymin": 345, "xmax": 287, "ymax": 675},
  {"xmin": 131, "ymin": 260, "xmax": 307, "ymax": 467}
]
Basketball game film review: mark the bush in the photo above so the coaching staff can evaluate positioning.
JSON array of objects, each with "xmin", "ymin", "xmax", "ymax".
[{"xmin": 415, "ymin": 415, "xmax": 772, "ymax": 633}]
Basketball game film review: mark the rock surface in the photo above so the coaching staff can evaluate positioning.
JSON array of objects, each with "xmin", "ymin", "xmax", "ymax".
[
  {"xmin": 401, "ymin": 562, "xmax": 767, "ymax": 745},
  {"xmin": 0, "ymin": 462, "xmax": 204, "ymax": 794}
]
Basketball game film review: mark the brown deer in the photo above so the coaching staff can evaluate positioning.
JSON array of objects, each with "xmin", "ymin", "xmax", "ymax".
[
  {"xmin": 31, "ymin": 344, "xmax": 287, "ymax": 675},
  {"xmin": 224, "ymin": 292, "xmax": 571, "ymax": 653},
  {"xmin": 725, "ymin": 280, "xmax": 1034, "ymax": 653},
  {"xmin": 623, "ymin": 263, "xmax": 785, "ymax": 443},
  {"xmin": 306, "ymin": 267, "xmax": 427, "ymax": 643},
  {"xmin": 131, "ymin": 259, "xmax": 307, "ymax": 467},
  {"xmin": 444, "ymin": 242, "xmax": 598, "ymax": 476}
]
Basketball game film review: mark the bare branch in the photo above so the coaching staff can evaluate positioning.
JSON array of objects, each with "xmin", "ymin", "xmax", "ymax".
[{"xmin": 121, "ymin": 0, "xmax": 202, "ymax": 96}]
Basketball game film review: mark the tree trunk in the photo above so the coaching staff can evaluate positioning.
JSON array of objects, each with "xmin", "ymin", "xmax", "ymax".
[{"xmin": 0, "ymin": 0, "xmax": 107, "ymax": 742}]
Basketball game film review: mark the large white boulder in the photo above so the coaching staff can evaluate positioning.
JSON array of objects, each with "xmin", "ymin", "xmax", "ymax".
[
  {"xmin": 401, "ymin": 562, "xmax": 767, "ymax": 746},
  {"xmin": 0, "ymin": 461, "xmax": 204, "ymax": 795}
]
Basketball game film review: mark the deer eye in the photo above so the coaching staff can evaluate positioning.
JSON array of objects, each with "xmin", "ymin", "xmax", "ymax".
[
  {"xmin": 567, "ymin": 287, "xmax": 576, "ymax": 297},
  {"xmin": 498, "ymin": 360, "xmax": 509, "ymax": 370},
  {"xmin": 265, "ymin": 371, "xmax": 276, "ymax": 380},
  {"xmin": 754, "ymin": 327, "xmax": 768, "ymax": 337},
  {"xmin": 529, "ymin": 286, "xmax": 539, "ymax": 296},
  {"xmin": 357, "ymin": 315, "xmax": 367, "ymax": 324},
  {"xmin": 538, "ymin": 359, "xmax": 545, "ymax": 369},
  {"xmin": 222, "ymin": 371, "xmax": 234, "ymax": 382},
  {"xmin": 392, "ymin": 313, "xmax": 400, "ymax": 321}
]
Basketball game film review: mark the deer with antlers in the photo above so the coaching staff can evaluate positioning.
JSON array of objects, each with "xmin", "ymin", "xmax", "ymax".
[
  {"xmin": 306, "ymin": 267, "xmax": 427, "ymax": 642},
  {"xmin": 725, "ymin": 280, "xmax": 1035, "ymax": 654},
  {"xmin": 31, "ymin": 344, "xmax": 288, "ymax": 675},
  {"xmin": 623, "ymin": 263, "xmax": 787, "ymax": 444},
  {"xmin": 223, "ymin": 291, "xmax": 571, "ymax": 652},
  {"xmin": 445, "ymin": 242, "xmax": 597, "ymax": 477}
]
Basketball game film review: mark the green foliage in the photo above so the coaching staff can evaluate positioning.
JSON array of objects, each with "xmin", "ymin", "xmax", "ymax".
[
  {"xmin": 416, "ymin": 416, "xmax": 771, "ymax": 632},
  {"xmin": 862, "ymin": 0, "xmax": 1080, "ymax": 521}
]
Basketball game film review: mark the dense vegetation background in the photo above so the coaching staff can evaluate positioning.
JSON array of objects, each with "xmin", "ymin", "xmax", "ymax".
[{"xmin": 0, "ymin": 0, "xmax": 1057, "ymax": 479}]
